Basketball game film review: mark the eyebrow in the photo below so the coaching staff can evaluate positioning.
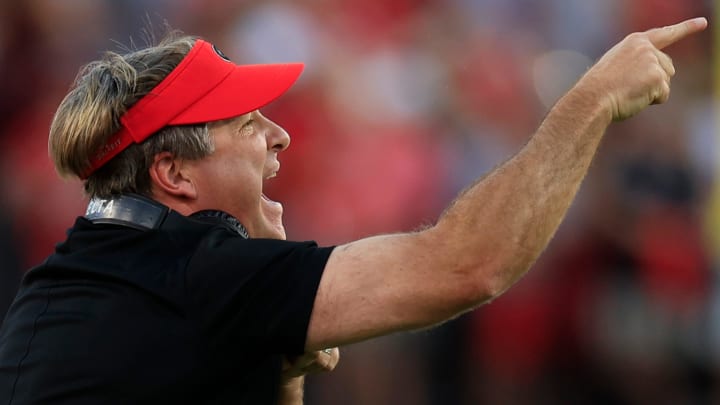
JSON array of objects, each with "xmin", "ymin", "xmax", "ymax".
[{"xmin": 209, "ymin": 112, "xmax": 252, "ymax": 130}]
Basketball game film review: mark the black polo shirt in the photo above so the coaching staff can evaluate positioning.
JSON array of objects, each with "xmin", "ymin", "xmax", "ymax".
[{"xmin": 0, "ymin": 207, "xmax": 333, "ymax": 404}]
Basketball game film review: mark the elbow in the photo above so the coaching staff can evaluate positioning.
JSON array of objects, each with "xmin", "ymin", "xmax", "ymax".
[
  {"xmin": 420, "ymin": 226, "xmax": 532, "ymax": 313},
  {"xmin": 456, "ymin": 260, "xmax": 523, "ymax": 306},
  {"xmin": 451, "ymin": 266, "xmax": 504, "ymax": 308},
  {"xmin": 418, "ymin": 262, "xmax": 517, "ymax": 327},
  {"xmin": 483, "ymin": 271, "xmax": 514, "ymax": 301},
  {"xmin": 461, "ymin": 240, "xmax": 541, "ymax": 304}
]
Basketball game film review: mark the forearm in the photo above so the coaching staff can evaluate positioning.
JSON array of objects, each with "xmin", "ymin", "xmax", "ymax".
[
  {"xmin": 306, "ymin": 18, "xmax": 706, "ymax": 350},
  {"xmin": 433, "ymin": 80, "xmax": 612, "ymax": 299},
  {"xmin": 425, "ymin": 18, "xmax": 707, "ymax": 306},
  {"xmin": 309, "ymin": 83, "xmax": 614, "ymax": 347}
]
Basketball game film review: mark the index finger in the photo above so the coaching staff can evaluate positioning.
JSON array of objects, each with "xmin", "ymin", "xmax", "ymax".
[{"xmin": 647, "ymin": 17, "xmax": 708, "ymax": 49}]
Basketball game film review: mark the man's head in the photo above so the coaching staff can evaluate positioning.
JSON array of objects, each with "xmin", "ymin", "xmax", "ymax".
[{"xmin": 48, "ymin": 32, "xmax": 303, "ymax": 238}]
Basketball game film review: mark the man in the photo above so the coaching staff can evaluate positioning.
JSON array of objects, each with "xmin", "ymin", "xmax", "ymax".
[{"xmin": 0, "ymin": 16, "xmax": 707, "ymax": 404}]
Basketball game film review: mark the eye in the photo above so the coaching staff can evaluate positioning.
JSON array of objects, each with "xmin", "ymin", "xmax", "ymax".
[{"xmin": 238, "ymin": 119, "xmax": 255, "ymax": 136}]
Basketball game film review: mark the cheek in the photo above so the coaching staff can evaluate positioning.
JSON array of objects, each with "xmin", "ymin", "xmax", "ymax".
[
  {"xmin": 212, "ymin": 145, "xmax": 263, "ymax": 178},
  {"xmin": 193, "ymin": 138, "xmax": 268, "ymax": 202},
  {"xmin": 195, "ymin": 158, "xmax": 259, "ymax": 199}
]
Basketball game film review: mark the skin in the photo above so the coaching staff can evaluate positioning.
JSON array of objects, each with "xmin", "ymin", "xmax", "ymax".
[
  {"xmin": 147, "ymin": 17, "xmax": 707, "ymax": 404},
  {"xmin": 150, "ymin": 110, "xmax": 290, "ymax": 239},
  {"xmin": 148, "ymin": 111, "xmax": 340, "ymax": 404},
  {"xmin": 303, "ymin": 17, "xmax": 709, "ymax": 349}
]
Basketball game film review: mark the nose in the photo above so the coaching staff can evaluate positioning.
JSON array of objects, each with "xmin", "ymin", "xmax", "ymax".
[{"xmin": 260, "ymin": 112, "xmax": 290, "ymax": 152}]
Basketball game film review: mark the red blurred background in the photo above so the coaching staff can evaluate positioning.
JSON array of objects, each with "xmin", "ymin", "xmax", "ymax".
[{"xmin": 0, "ymin": 1, "xmax": 718, "ymax": 403}]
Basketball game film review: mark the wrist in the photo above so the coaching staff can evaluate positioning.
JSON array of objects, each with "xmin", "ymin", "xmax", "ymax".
[
  {"xmin": 282, "ymin": 375, "xmax": 304, "ymax": 388},
  {"xmin": 278, "ymin": 376, "xmax": 305, "ymax": 405},
  {"xmin": 566, "ymin": 74, "xmax": 615, "ymax": 125}
]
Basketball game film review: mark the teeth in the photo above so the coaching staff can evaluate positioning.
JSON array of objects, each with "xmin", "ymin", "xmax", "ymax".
[{"xmin": 265, "ymin": 172, "xmax": 277, "ymax": 180}]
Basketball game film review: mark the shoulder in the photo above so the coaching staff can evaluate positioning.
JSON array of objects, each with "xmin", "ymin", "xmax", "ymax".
[{"xmin": 189, "ymin": 234, "xmax": 334, "ymax": 272}]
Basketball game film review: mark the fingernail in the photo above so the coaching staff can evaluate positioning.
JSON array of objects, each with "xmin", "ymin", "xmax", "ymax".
[{"xmin": 692, "ymin": 17, "xmax": 708, "ymax": 27}]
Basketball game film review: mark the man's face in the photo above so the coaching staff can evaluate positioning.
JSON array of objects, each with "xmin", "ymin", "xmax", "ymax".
[{"xmin": 186, "ymin": 110, "xmax": 291, "ymax": 239}]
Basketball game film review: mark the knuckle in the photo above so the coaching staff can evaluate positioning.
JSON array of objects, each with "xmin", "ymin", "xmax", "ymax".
[
  {"xmin": 640, "ymin": 50, "xmax": 656, "ymax": 63},
  {"xmin": 665, "ymin": 24, "xmax": 679, "ymax": 37},
  {"xmin": 649, "ymin": 66, "xmax": 667, "ymax": 83},
  {"xmin": 666, "ymin": 57, "xmax": 676, "ymax": 76},
  {"xmin": 621, "ymin": 32, "xmax": 641, "ymax": 48},
  {"xmin": 638, "ymin": 55, "xmax": 660, "ymax": 76},
  {"xmin": 628, "ymin": 38, "xmax": 653, "ymax": 56},
  {"xmin": 625, "ymin": 31, "xmax": 641, "ymax": 41}
]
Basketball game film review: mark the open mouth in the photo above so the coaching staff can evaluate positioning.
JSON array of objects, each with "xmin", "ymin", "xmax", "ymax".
[
  {"xmin": 261, "ymin": 193, "xmax": 275, "ymax": 203},
  {"xmin": 262, "ymin": 170, "xmax": 280, "ymax": 205},
  {"xmin": 261, "ymin": 185, "xmax": 283, "ymax": 216},
  {"xmin": 260, "ymin": 167, "xmax": 285, "ymax": 238}
]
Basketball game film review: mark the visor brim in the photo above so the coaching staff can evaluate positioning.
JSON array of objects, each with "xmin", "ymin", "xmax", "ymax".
[{"xmin": 170, "ymin": 62, "xmax": 304, "ymax": 125}]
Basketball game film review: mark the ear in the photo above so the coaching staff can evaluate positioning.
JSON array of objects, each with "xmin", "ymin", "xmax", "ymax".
[{"xmin": 148, "ymin": 152, "xmax": 197, "ymax": 200}]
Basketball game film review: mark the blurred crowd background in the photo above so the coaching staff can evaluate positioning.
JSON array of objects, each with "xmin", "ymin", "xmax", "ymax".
[{"xmin": 0, "ymin": 0, "xmax": 718, "ymax": 403}]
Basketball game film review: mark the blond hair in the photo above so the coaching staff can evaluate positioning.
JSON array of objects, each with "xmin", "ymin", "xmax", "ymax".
[{"xmin": 49, "ymin": 32, "xmax": 214, "ymax": 198}]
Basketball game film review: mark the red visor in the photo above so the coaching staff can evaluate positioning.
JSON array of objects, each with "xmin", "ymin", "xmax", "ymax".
[{"xmin": 82, "ymin": 39, "xmax": 304, "ymax": 178}]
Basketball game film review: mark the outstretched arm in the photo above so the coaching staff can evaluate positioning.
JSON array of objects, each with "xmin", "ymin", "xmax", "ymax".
[{"xmin": 305, "ymin": 17, "xmax": 708, "ymax": 351}]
